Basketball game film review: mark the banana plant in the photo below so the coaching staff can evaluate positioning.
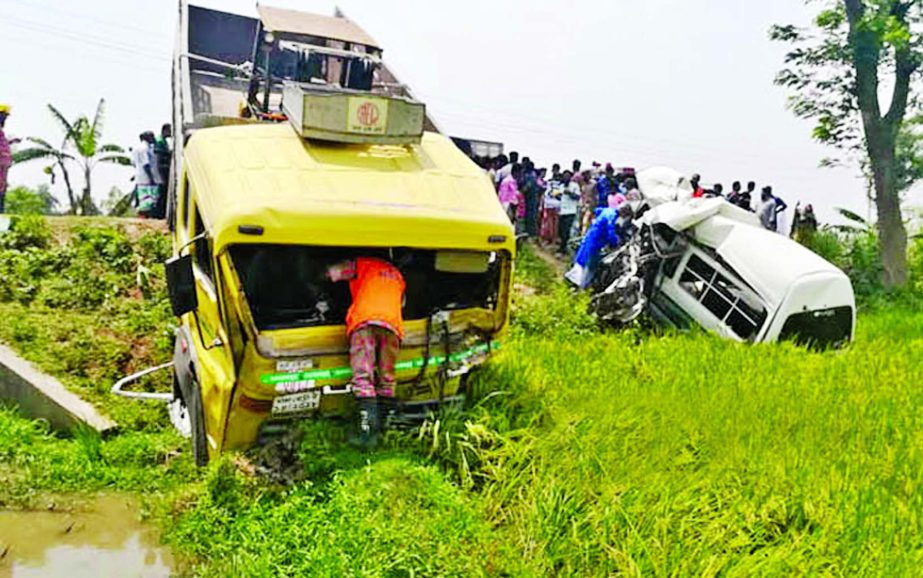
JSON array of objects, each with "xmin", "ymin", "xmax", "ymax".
[
  {"xmin": 12, "ymin": 134, "xmax": 77, "ymax": 213},
  {"xmin": 12, "ymin": 100, "xmax": 130, "ymax": 215}
]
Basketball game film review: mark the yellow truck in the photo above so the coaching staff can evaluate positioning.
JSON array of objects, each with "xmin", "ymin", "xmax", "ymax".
[{"xmin": 157, "ymin": 3, "xmax": 513, "ymax": 465}]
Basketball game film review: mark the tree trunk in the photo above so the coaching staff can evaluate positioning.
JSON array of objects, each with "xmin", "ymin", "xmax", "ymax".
[
  {"xmin": 843, "ymin": 0, "xmax": 914, "ymax": 289},
  {"xmin": 57, "ymin": 159, "xmax": 77, "ymax": 215},
  {"xmin": 869, "ymin": 147, "xmax": 908, "ymax": 288},
  {"xmin": 80, "ymin": 165, "xmax": 97, "ymax": 216}
]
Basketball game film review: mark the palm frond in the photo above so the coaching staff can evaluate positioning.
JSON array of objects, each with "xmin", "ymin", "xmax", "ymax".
[
  {"xmin": 25, "ymin": 136, "xmax": 57, "ymax": 151},
  {"xmin": 47, "ymin": 103, "xmax": 76, "ymax": 143},
  {"xmin": 12, "ymin": 147, "xmax": 60, "ymax": 164},
  {"xmin": 72, "ymin": 116, "xmax": 97, "ymax": 158},
  {"xmin": 834, "ymin": 207, "xmax": 869, "ymax": 226},
  {"xmin": 98, "ymin": 154, "xmax": 132, "ymax": 167},
  {"xmin": 829, "ymin": 224, "xmax": 865, "ymax": 234},
  {"xmin": 98, "ymin": 143, "xmax": 126, "ymax": 154},
  {"xmin": 90, "ymin": 98, "xmax": 106, "ymax": 143}
]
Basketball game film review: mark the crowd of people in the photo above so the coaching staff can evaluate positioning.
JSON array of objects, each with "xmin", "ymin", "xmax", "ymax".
[
  {"xmin": 482, "ymin": 153, "xmax": 640, "ymax": 255},
  {"xmin": 130, "ymin": 123, "xmax": 173, "ymax": 219},
  {"xmin": 474, "ymin": 152, "xmax": 801, "ymax": 253}
]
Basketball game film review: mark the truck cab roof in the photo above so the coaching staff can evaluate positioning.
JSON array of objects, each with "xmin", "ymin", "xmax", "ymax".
[{"xmin": 182, "ymin": 123, "xmax": 513, "ymax": 253}]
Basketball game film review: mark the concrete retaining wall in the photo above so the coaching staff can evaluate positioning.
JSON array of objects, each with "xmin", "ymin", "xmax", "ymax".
[{"xmin": 0, "ymin": 343, "xmax": 117, "ymax": 435}]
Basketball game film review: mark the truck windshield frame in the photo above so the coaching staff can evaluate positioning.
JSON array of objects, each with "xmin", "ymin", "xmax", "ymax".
[{"xmin": 228, "ymin": 244, "xmax": 506, "ymax": 332}]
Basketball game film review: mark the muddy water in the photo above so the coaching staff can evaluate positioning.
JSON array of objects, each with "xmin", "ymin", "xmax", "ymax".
[{"xmin": 0, "ymin": 494, "xmax": 173, "ymax": 578}]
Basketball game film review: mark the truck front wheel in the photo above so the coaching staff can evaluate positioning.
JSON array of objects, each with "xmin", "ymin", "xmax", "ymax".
[{"xmin": 187, "ymin": 378, "xmax": 209, "ymax": 467}]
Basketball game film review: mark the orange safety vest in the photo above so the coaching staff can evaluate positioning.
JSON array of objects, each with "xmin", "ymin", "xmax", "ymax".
[{"xmin": 346, "ymin": 258, "xmax": 406, "ymax": 339}]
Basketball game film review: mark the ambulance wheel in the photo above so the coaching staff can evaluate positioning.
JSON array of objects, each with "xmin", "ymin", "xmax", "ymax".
[{"xmin": 188, "ymin": 379, "xmax": 209, "ymax": 467}]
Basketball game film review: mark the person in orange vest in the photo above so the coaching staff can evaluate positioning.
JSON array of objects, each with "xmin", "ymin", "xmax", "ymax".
[{"xmin": 328, "ymin": 255, "xmax": 405, "ymax": 447}]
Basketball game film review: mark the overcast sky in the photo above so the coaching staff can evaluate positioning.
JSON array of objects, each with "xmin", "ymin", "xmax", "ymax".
[{"xmin": 2, "ymin": 0, "xmax": 921, "ymax": 224}]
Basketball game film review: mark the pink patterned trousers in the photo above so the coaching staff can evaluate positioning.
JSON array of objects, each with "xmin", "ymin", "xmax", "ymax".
[{"xmin": 349, "ymin": 324, "xmax": 400, "ymax": 399}]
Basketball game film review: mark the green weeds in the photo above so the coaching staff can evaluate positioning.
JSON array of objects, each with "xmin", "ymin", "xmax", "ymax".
[
  {"xmin": 167, "ymin": 450, "xmax": 525, "ymax": 577},
  {"xmin": 511, "ymin": 243, "xmax": 597, "ymax": 339},
  {"xmin": 0, "ymin": 406, "xmax": 196, "ymax": 508},
  {"xmin": 0, "ymin": 216, "xmax": 174, "ymax": 430}
]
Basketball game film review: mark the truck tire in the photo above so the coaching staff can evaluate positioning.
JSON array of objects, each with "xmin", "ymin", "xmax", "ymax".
[{"xmin": 188, "ymin": 378, "xmax": 209, "ymax": 467}]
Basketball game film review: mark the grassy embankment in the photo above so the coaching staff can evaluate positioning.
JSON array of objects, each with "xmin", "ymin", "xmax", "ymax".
[
  {"xmin": 2, "ymin": 217, "xmax": 923, "ymax": 576},
  {"xmin": 0, "ymin": 215, "xmax": 174, "ymax": 429}
]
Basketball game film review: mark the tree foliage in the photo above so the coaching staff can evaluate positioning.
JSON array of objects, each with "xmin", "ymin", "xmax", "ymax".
[
  {"xmin": 4, "ymin": 184, "xmax": 59, "ymax": 215},
  {"xmin": 771, "ymin": 2, "xmax": 923, "ymax": 155},
  {"xmin": 771, "ymin": 0, "xmax": 923, "ymax": 288},
  {"xmin": 894, "ymin": 114, "xmax": 923, "ymax": 194}
]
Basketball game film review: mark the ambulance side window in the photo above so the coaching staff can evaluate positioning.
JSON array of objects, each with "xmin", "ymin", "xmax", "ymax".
[
  {"xmin": 193, "ymin": 208, "xmax": 215, "ymax": 283},
  {"xmin": 679, "ymin": 253, "xmax": 767, "ymax": 340}
]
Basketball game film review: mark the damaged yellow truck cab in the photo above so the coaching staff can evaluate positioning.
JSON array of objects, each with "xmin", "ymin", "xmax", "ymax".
[
  {"xmin": 165, "ymin": 3, "xmax": 513, "ymax": 465},
  {"xmin": 168, "ymin": 123, "xmax": 514, "ymax": 464}
]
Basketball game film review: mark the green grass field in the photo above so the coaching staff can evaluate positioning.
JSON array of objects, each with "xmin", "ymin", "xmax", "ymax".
[{"xmin": 2, "ymin": 222, "xmax": 923, "ymax": 576}]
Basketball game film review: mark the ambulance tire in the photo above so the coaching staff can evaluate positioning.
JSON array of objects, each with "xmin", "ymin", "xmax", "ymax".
[{"xmin": 188, "ymin": 378, "xmax": 209, "ymax": 467}]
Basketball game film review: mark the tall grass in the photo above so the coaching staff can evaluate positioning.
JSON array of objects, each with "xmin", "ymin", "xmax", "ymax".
[
  {"xmin": 0, "ymin": 406, "xmax": 196, "ymax": 506},
  {"xmin": 404, "ymin": 242, "xmax": 923, "ymax": 576},
  {"xmin": 416, "ymin": 307, "xmax": 923, "ymax": 576}
]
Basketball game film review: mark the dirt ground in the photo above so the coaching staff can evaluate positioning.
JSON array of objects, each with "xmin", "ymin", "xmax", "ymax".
[
  {"xmin": 45, "ymin": 216, "xmax": 168, "ymax": 243},
  {"xmin": 529, "ymin": 241, "xmax": 568, "ymax": 275}
]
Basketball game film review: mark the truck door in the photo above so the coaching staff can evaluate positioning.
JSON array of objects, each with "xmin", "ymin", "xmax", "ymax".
[{"xmin": 188, "ymin": 200, "xmax": 236, "ymax": 453}]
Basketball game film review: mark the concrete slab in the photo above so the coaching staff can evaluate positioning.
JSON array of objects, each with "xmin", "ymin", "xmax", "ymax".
[{"xmin": 0, "ymin": 343, "xmax": 117, "ymax": 435}]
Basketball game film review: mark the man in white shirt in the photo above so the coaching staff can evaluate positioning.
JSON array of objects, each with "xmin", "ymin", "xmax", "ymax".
[
  {"xmin": 132, "ymin": 132, "xmax": 159, "ymax": 217},
  {"xmin": 132, "ymin": 133, "xmax": 155, "ymax": 185},
  {"xmin": 558, "ymin": 171, "xmax": 580, "ymax": 254},
  {"xmin": 758, "ymin": 187, "xmax": 778, "ymax": 232}
]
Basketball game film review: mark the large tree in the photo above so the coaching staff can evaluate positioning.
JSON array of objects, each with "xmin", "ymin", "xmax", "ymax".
[
  {"xmin": 771, "ymin": 0, "xmax": 923, "ymax": 288},
  {"xmin": 13, "ymin": 100, "xmax": 130, "ymax": 215}
]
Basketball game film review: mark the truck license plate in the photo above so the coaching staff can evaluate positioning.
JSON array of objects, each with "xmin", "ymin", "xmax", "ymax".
[{"xmin": 271, "ymin": 390, "xmax": 321, "ymax": 416}]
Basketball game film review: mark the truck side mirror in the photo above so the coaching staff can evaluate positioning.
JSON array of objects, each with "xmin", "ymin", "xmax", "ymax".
[{"xmin": 165, "ymin": 254, "xmax": 198, "ymax": 317}]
